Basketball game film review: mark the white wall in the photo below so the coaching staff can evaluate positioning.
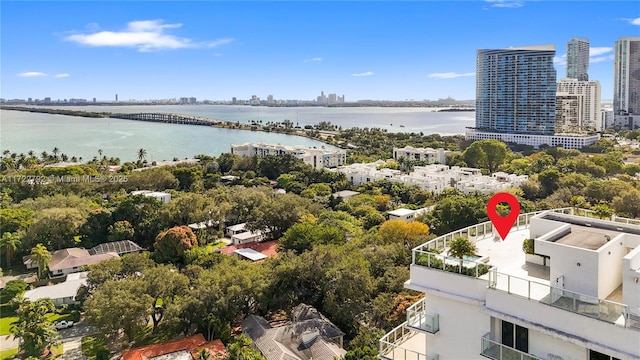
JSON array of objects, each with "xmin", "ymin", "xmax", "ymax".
[
  {"xmin": 529, "ymin": 215, "xmax": 565, "ymax": 239},
  {"xmin": 407, "ymin": 265, "xmax": 488, "ymax": 302},
  {"xmin": 528, "ymin": 326, "xmax": 586, "ymax": 360},
  {"xmin": 536, "ymin": 239, "xmax": 599, "ymax": 297},
  {"xmin": 597, "ymin": 235, "xmax": 626, "ymax": 299},
  {"xmin": 426, "ymin": 293, "xmax": 491, "ymax": 359},
  {"xmin": 623, "ymin": 245, "xmax": 640, "ymax": 309}
]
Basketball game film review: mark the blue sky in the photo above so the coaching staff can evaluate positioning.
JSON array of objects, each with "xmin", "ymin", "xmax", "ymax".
[{"xmin": 1, "ymin": 1, "xmax": 639, "ymax": 102}]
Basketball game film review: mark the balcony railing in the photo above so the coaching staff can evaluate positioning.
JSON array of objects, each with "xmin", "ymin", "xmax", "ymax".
[
  {"xmin": 412, "ymin": 208, "xmax": 575, "ymax": 268},
  {"xmin": 480, "ymin": 333, "xmax": 543, "ymax": 360},
  {"xmin": 379, "ymin": 323, "xmax": 438, "ymax": 360},
  {"xmin": 406, "ymin": 297, "xmax": 439, "ymax": 334},
  {"xmin": 413, "ymin": 252, "xmax": 492, "ymax": 278},
  {"xmin": 487, "ymin": 269, "xmax": 629, "ymax": 326}
]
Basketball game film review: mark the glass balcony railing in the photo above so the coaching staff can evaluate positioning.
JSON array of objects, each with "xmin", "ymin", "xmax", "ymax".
[
  {"xmin": 480, "ymin": 333, "xmax": 543, "ymax": 360},
  {"xmin": 379, "ymin": 322, "xmax": 438, "ymax": 360},
  {"xmin": 406, "ymin": 297, "xmax": 439, "ymax": 334},
  {"xmin": 487, "ymin": 269, "xmax": 629, "ymax": 326}
]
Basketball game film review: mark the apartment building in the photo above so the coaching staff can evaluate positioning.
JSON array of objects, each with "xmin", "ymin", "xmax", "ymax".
[
  {"xmin": 230, "ymin": 143, "xmax": 347, "ymax": 170},
  {"xmin": 393, "ymin": 146, "xmax": 449, "ymax": 165},
  {"xmin": 335, "ymin": 162, "xmax": 527, "ymax": 194},
  {"xmin": 379, "ymin": 208, "xmax": 640, "ymax": 360}
]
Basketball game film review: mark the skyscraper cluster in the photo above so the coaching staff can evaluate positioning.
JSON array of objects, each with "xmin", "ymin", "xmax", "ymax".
[{"xmin": 468, "ymin": 35, "xmax": 640, "ymax": 148}]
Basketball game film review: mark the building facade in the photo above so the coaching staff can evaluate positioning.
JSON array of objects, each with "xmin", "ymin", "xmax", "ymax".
[
  {"xmin": 475, "ymin": 45, "xmax": 557, "ymax": 136},
  {"xmin": 466, "ymin": 129, "xmax": 600, "ymax": 149},
  {"xmin": 556, "ymin": 78, "xmax": 602, "ymax": 132},
  {"xmin": 393, "ymin": 146, "xmax": 448, "ymax": 164},
  {"xmin": 231, "ymin": 143, "xmax": 346, "ymax": 170},
  {"xmin": 567, "ymin": 38, "xmax": 590, "ymax": 81},
  {"xmin": 379, "ymin": 208, "xmax": 640, "ymax": 360},
  {"xmin": 614, "ymin": 37, "xmax": 640, "ymax": 116}
]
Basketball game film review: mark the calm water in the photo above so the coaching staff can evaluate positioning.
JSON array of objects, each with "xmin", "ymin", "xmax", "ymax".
[{"xmin": 0, "ymin": 106, "xmax": 474, "ymax": 162}]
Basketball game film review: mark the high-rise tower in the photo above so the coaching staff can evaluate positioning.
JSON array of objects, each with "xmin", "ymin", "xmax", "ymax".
[
  {"xmin": 475, "ymin": 45, "xmax": 557, "ymax": 136},
  {"xmin": 567, "ymin": 38, "xmax": 589, "ymax": 81},
  {"xmin": 614, "ymin": 37, "xmax": 640, "ymax": 116}
]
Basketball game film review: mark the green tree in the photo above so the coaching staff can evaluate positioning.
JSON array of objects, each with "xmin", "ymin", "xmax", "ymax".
[
  {"xmin": 612, "ymin": 190, "xmax": 640, "ymax": 218},
  {"xmin": 142, "ymin": 265, "xmax": 189, "ymax": 332},
  {"xmin": 84, "ymin": 278, "xmax": 153, "ymax": 342},
  {"xmin": 153, "ymin": 226, "xmax": 199, "ymax": 264},
  {"xmin": 280, "ymin": 222, "xmax": 346, "ymax": 254},
  {"xmin": 463, "ymin": 139, "xmax": 510, "ymax": 172},
  {"xmin": 0, "ymin": 232, "xmax": 21, "ymax": 268},
  {"xmin": 0, "ymin": 279, "xmax": 27, "ymax": 304},
  {"xmin": 225, "ymin": 334, "xmax": 266, "ymax": 360},
  {"xmin": 137, "ymin": 148, "xmax": 147, "ymax": 163},
  {"xmin": 79, "ymin": 209, "xmax": 113, "ymax": 248},
  {"xmin": 30, "ymin": 244, "xmax": 51, "ymax": 279},
  {"xmin": 10, "ymin": 298, "xmax": 60, "ymax": 357},
  {"xmin": 107, "ymin": 220, "xmax": 135, "ymax": 241},
  {"xmin": 22, "ymin": 207, "xmax": 85, "ymax": 250}
]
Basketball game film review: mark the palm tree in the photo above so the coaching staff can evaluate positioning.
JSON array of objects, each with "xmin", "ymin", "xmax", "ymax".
[
  {"xmin": 0, "ymin": 232, "xmax": 21, "ymax": 268},
  {"xmin": 137, "ymin": 148, "xmax": 148, "ymax": 163},
  {"xmin": 28, "ymin": 150, "xmax": 35, "ymax": 157},
  {"xmin": 30, "ymin": 244, "xmax": 51, "ymax": 279},
  {"xmin": 2, "ymin": 150, "xmax": 9, "ymax": 158},
  {"xmin": 51, "ymin": 147, "xmax": 60, "ymax": 160},
  {"xmin": 41, "ymin": 151, "xmax": 49, "ymax": 161},
  {"xmin": 448, "ymin": 236, "xmax": 477, "ymax": 269},
  {"xmin": 61, "ymin": 153, "xmax": 68, "ymax": 162},
  {"xmin": 98, "ymin": 149, "xmax": 103, "ymax": 157}
]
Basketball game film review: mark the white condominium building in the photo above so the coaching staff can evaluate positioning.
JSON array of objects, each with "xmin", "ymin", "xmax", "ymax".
[
  {"xmin": 230, "ymin": 143, "xmax": 346, "ymax": 170},
  {"xmin": 379, "ymin": 208, "xmax": 640, "ymax": 360},
  {"xmin": 556, "ymin": 78, "xmax": 602, "ymax": 132},
  {"xmin": 335, "ymin": 162, "xmax": 527, "ymax": 194},
  {"xmin": 393, "ymin": 146, "xmax": 449, "ymax": 165}
]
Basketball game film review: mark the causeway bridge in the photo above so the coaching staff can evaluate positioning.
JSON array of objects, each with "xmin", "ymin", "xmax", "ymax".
[{"xmin": 110, "ymin": 112, "xmax": 221, "ymax": 126}]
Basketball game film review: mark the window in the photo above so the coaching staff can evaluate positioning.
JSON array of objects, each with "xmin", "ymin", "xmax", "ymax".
[
  {"xmin": 501, "ymin": 320, "xmax": 528, "ymax": 353},
  {"xmin": 589, "ymin": 349, "xmax": 620, "ymax": 360}
]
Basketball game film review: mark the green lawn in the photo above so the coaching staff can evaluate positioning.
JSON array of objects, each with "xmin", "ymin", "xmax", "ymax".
[
  {"xmin": 205, "ymin": 241, "xmax": 227, "ymax": 253},
  {"xmin": 0, "ymin": 348, "xmax": 18, "ymax": 360},
  {"xmin": 0, "ymin": 316, "xmax": 17, "ymax": 335}
]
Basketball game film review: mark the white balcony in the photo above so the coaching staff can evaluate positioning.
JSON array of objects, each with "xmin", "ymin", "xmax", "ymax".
[
  {"xmin": 480, "ymin": 333, "xmax": 543, "ymax": 360},
  {"xmin": 406, "ymin": 298, "xmax": 439, "ymax": 334},
  {"xmin": 379, "ymin": 322, "xmax": 438, "ymax": 360}
]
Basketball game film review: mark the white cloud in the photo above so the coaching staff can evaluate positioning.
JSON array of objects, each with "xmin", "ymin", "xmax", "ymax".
[
  {"xmin": 352, "ymin": 71, "xmax": 373, "ymax": 77},
  {"xmin": 553, "ymin": 55, "xmax": 567, "ymax": 67},
  {"xmin": 65, "ymin": 19, "xmax": 233, "ymax": 52},
  {"xmin": 55, "ymin": 73, "xmax": 70, "ymax": 78},
  {"xmin": 589, "ymin": 47, "xmax": 613, "ymax": 57},
  {"xmin": 18, "ymin": 72, "xmax": 46, "ymax": 77},
  {"xmin": 591, "ymin": 55, "xmax": 615, "ymax": 64},
  {"xmin": 304, "ymin": 57, "xmax": 323, "ymax": 63},
  {"xmin": 484, "ymin": 0, "xmax": 524, "ymax": 8},
  {"xmin": 623, "ymin": 17, "xmax": 640, "ymax": 25},
  {"xmin": 427, "ymin": 72, "xmax": 475, "ymax": 79},
  {"xmin": 554, "ymin": 47, "xmax": 613, "ymax": 67}
]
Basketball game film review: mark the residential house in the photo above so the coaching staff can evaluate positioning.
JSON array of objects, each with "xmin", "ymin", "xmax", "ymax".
[
  {"xmin": 122, "ymin": 334, "xmax": 226, "ymax": 360},
  {"xmin": 242, "ymin": 303, "xmax": 346, "ymax": 360},
  {"xmin": 23, "ymin": 272, "xmax": 88, "ymax": 306},
  {"xmin": 131, "ymin": 190, "xmax": 172, "ymax": 203},
  {"xmin": 47, "ymin": 248, "xmax": 119, "ymax": 277}
]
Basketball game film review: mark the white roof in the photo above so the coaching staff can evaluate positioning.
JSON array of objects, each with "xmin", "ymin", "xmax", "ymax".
[
  {"xmin": 227, "ymin": 223, "xmax": 247, "ymax": 232},
  {"xmin": 234, "ymin": 248, "xmax": 268, "ymax": 261},
  {"xmin": 332, "ymin": 190, "xmax": 360, "ymax": 198},
  {"xmin": 388, "ymin": 208, "xmax": 417, "ymax": 217},
  {"xmin": 232, "ymin": 231, "xmax": 261, "ymax": 240},
  {"xmin": 23, "ymin": 273, "xmax": 88, "ymax": 301}
]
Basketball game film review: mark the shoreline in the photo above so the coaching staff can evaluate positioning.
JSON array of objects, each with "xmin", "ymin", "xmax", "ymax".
[{"xmin": 0, "ymin": 105, "xmax": 343, "ymax": 149}]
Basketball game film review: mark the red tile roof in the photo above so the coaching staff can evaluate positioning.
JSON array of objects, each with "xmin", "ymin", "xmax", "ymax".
[
  {"xmin": 219, "ymin": 240, "xmax": 280, "ymax": 259},
  {"xmin": 122, "ymin": 334, "xmax": 226, "ymax": 360}
]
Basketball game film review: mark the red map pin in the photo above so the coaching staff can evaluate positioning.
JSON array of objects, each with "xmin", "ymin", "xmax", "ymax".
[{"xmin": 487, "ymin": 192, "xmax": 521, "ymax": 241}]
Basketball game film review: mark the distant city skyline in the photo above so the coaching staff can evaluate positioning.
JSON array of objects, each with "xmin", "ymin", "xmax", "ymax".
[{"xmin": 1, "ymin": 1, "xmax": 639, "ymax": 101}]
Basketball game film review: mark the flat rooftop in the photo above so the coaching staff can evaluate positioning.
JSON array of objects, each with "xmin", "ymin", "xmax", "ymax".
[{"xmin": 554, "ymin": 225, "xmax": 620, "ymax": 250}]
